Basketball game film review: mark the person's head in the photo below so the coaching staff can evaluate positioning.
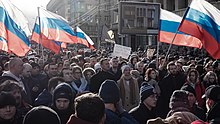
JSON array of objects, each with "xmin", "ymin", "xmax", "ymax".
[
  {"xmin": 48, "ymin": 63, "xmax": 58, "ymax": 78},
  {"xmin": 72, "ymin": 66, "xmax": 82, "ymax": 80},
  {"xmin": 60, "ymin": 68, "xmax": 73, "ymax": 83},
  {"xmin": 9, "ymin": 57, "xmax": 24, "ymax": 77},
  {"xmin": 0, "ymin": 80, "xmax": 22, "ymax": 105},
  {"xmin": 48, "ymin": 77, "xmax": 65, "ymax": 94},
  {"xmin": 22, "ymin": 63, "xmax": 32, "ymax": 78},
  {"xmin": 0, "ymin": 92, "xmax": 16, "ymax": 120},
  {"xmin": 74, "ymin": 93, "xmax": 105, "ymax": 124},
  {"xmin": 90, "ymin": 57, "xmax": 97, "ymax": 67},
  {"xmin": 129, "ymin": 55, "xmax": 138, "ymax": 66},
  {"xmin": 175, "ymin": 60, "xmax": 184, "ymax": 72},
  {"xmin": 23, "ymin": 106, "xmax": 61, "ymax": 124},
  {"xmin": 94, "ymin": 62, "xmax": 101, "ymax": 73},
  {"xmin": 121, "ymin": 65, "xmax": 131, "ymax": 77},
  {"xmin": 53, "ymin": 83, "xmax": 74, "ymax": 111},
  {"xmin": 140, "ymin": 83, "xmax": 157, "ymax": 110},
  {"xmin": 82, "ymin": 68, "xmax": 95, "ymax": 82},
  {"xmin": 30, "ymin": 62, "xmax": 40, "ymax": 76},
  {"xmin": 135, "ymin": 61, "xmax": 144, "ymax": 73},
  {"xmin": 187, "ymin": 69, "xmax": 199, "ymax": 83},
  {"xmin": 63, "ymin": 60, "xmax": 70, "ymax": 68},
  {"xmin": 167, "ymin": 61, "xmax": 177, "ymax": 75},
  {"xmin": 98, "ymin": 80, "xmax": 120, "ymax": 104},
  {"xmin": 169, "ymin": 90, "xmax": 190, "ymax": 111},
  {"xmin": 202, "ymin": 85, "xmax": 220, "ymax": 111},
  {"xmin": 145, "ymin": 68, "xmax": 157, "ymax": 81},
  {"xmin": 203, "ymin": 71, "xmax": 218, "ymax": 85},
  {"xmin": 100, "ymin": 58, "xmax": 110, "ymax": 71},
  {"xmin": 130, "ymin": 70, "xmax": 140, "ymax": 79},
  {"xmin": 158, "ymin": 56, "xmax": 165, "ymax": 65},
  {"xmin": 212, "ymin": 60, "xmax": 220, "ymax": 71},
  {"xmin": 181, "ymin": 85, "xmax": 197, "ymax": 107},
  {"xmin": 110, "ymin": 57, "xmax": 119, "ymax": 69},
  {"xmin": 204, "ymin": 61, "xmax": 213, "ymax": 72}
]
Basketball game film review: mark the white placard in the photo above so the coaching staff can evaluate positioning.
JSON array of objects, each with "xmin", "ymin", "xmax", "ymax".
[{"xmin": 112, "ymin": 44, "xmax": 131, "ymax": 59}]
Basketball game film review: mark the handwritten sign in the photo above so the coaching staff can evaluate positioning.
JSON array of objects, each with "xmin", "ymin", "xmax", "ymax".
[{"xmin": 112, "ymin": 44, "xmax": 131, "ymax": 59}]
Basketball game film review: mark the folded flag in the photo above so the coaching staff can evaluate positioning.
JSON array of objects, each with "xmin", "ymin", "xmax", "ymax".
[{"xmin": 76, "ymin": 26, "xmax": 95, "ymax": 49}]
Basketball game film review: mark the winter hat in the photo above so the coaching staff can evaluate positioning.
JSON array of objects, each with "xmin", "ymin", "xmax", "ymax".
[
  {"xmin": 23, "ymin": 106, "xmax": 61, "ymax": 124},
  {"xmin": 94, "ymin": 63, "xmax": 101, "ymax": 71},
  {"xmin": 169, "ymin": 90, "xmax": 190, "ymax": 110},
  {"xmin": 98, "ymin": 80, "xmax": 120, "ymax": 103},
  {"xmin": 53, "ymin": 83, "xmax": 75, "ymax": 106},
  {"xmin": 140, "ymin": 83, "xmax": 156, "ymax": 103},
  {"xmin": 0, "ymin": 92, "xmax": 16, "ymax": 108},
  {"xmin": 121, "ymin": 65, "xmax": 130, "ymax": 73},
  {"xmin": 181, "ymin": 84, "xmax": 196, "ymax": 97},
  {"xmin": 202, "ymin": 85, "xmax": 220, "ymax": 102}
]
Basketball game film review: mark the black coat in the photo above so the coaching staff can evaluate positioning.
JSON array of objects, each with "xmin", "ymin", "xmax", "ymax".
[
  {"xmin": 207, "ymin": 102, "xmax": 220, "ymax": 124},
  {"xmin": 191, "ymin": 104, "xmax": 206, "ymax": 121},
  {"xmin": 90, "ymin": 70, "xmax": 115, "ymax": 93},
  {"xmin": 157, "ymin": 73, "xmax": 185, "ymax": 118},
  {"xmin": 129, "ymin": 103, "xmax": 156, "ymax": 124}
]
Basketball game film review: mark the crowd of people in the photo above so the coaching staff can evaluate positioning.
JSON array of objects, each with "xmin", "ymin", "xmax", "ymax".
[{"xmin": 0, "ymin": 46, "xmax": 220, "ymax": 124}]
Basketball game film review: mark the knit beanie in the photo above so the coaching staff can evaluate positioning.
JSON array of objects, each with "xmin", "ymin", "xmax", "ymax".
[
  {"xmin": 140, "ymin": 83, "xmax": 156, "ymax": 103},
  {"xmin": 23, "ymin": 106, "xmax": 61, "ymax": 124},
  {"xmin": 53, "ymin": 83, "xmax": 75, "ymax": 106},
  {"xmin": 169, "ymin": 90, "xmax": 190, "ymax": 110},
  {"xmin": 0, "ymin": 92, "xmax": 16, "ymax": 108},
  {"xmin": 98, "ymin": 80, "xmax": 120, "ymax": 103},
  {"xmin": 181, "ymin": 84, "xmax": 196, "ymax": 97}
]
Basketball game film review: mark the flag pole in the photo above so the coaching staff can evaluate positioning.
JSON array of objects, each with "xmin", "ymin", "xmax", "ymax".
[
  {"xmin": 163, "ymin": 31, "xmax": 178, "ymax": 65},
  {"xmin": 37, "ymin": 7, "xmax": 44, "ymax": 64}
]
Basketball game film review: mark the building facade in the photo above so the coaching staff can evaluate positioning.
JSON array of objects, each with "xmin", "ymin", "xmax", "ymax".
[{"xmin": 46, "ymin": 0, "xmax": 220, "ymax": 51}]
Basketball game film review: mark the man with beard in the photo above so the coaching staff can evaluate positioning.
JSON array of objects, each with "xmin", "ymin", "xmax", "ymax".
[{"xmin": 157, "ymin": 61, "xmax": 185, "ymax": 118}]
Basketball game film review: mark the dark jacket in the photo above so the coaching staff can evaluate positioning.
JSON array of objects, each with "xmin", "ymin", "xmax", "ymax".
[
  {"xmin": 157, "ymin": 73, "xmax": 185, "ymax": 118},
  {"xmin": 129, "ymin": 103, "xmax": 156, "ymax": 124},
  {"xmin": 34, "ymin": 89, "xmax": 52, "ymax": 106},
  {"xmin": 190, "ymin": 104, "xmax": 206, "ymax": 121},
  {"xmin": 90, "ymin": 70, "xmax": 115, "ymax": 93},
  {"xmin": 67, "ymin": 114, "xmax": 95, "ymax": 124},
  {"xmin": 105, "ymin": 109, "xmax": 139, "ymax": 124},
  {"xmin": 207, "ymin": 102, "xmax": 220, "ymax": 124}
]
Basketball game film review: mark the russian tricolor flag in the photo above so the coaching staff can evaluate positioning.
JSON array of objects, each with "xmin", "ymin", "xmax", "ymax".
[
  {"xmin": 31, "ymin": 18, "xmax": 62, "ymax": 54},
  {"xmin": 159, "ymin": 9, "xmax": 202, "ymax": 49},
  {"xmin": 178, "ymin": 0, "xmax": 220, "ymax": 59},
  {"xmin": 76, "ymin": 26, "xmax": 95, "ymax": 49},
  {"xmin": 0, "ymin": 0, "xmax": 30, "ymax": 56},
  {"xmin": 0, "ymin": 37, "xmax": 8, "ymax": 52}
]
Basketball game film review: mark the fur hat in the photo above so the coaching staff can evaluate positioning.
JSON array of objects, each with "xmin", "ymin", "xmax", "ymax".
[{"xmin": 169, "ymin": 90, "xmax": 190, "ymax": 110}]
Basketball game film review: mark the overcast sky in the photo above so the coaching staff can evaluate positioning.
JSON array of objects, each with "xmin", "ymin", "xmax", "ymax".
[{"xmin": 11, "ymin": 0, "xmax": 50, "ymax": 30}]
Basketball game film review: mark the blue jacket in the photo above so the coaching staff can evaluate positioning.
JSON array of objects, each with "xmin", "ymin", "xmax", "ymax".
[
  {"xmin": 34, "ymin": 89, "xmax": 52, "ymax": 106},
  {"xmin": 105, "ymin": 109, "xmax": 139, "ymax": 124}
]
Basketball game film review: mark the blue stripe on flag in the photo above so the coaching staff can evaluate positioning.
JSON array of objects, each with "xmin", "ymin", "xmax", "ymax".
[
  {"xmin": 185, "ymin": 8, "xmax": 220, "ymax": 43},
  {"xmin": 0, "ymin": 7, "xmax": 30, "ymax": 46}
]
